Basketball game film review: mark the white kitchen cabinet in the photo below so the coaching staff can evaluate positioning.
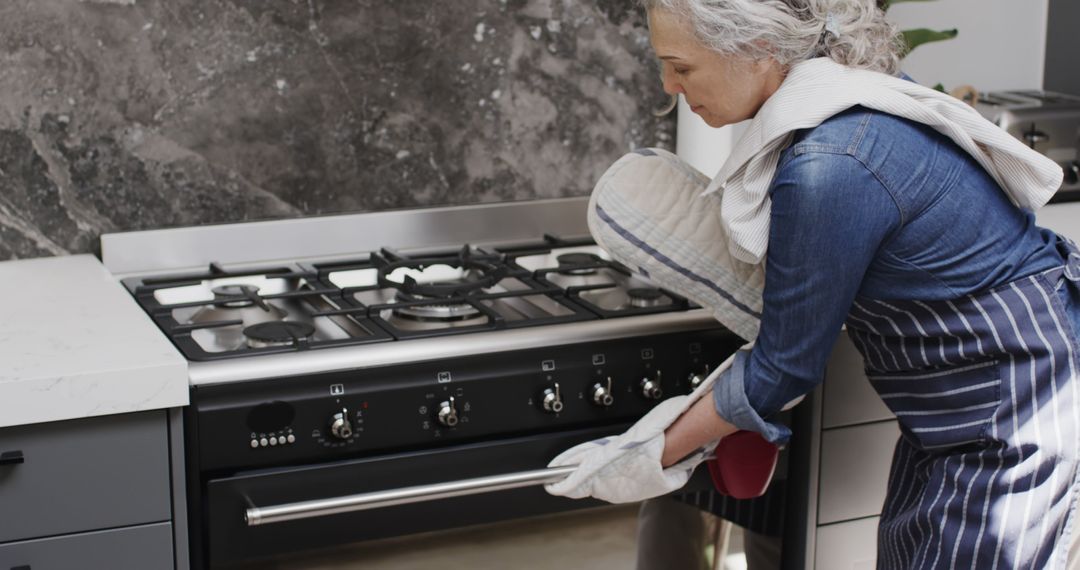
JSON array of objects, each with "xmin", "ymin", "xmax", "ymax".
[
  {"xmin": 821, "ymin": 336, "xmax": 893, "ymax": 429},
  {"xmin": 789, "ymin": 334, "xmax": 898, "ymax": 569},
  {"xmin": 818, "ymin": 421, "xmax": 901, "ymax": 525},
  {"xmin": 815, "ymin": 517, "xmax": 881, "ymax": 570}
]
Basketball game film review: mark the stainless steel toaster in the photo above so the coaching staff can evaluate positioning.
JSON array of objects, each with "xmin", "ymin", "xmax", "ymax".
[{"xmin": 974, "ymin": 90, "xmax": 1080, "ymax": 194}]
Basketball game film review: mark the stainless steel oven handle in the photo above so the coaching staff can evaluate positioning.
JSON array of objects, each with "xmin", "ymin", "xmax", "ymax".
[{"xmin": 244, "ymin": 464, "xmax": 580, "ymax": 526}]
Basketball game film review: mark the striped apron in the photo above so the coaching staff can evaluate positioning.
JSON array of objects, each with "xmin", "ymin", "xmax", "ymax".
[{"xmin": 845, "ymin": 238, "xmax": 1080, "ymax": 569}]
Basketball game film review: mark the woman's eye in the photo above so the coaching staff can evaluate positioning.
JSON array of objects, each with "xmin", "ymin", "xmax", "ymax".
[{"xmin": 673, "ymin": 67, "xmax": 689, "ymax": 75}]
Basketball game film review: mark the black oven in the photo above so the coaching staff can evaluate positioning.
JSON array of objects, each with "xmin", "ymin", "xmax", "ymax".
[{"xmin": 184, "ymin": 328, "xmax": 742, "ymax": 568}]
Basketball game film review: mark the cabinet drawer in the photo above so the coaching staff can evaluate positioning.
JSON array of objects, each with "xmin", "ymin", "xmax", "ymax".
[
  {"xmin": 0, "ymin": 521, "xmax": 172, "ymax": 570},
  {"xmin": 815, "ymin": 517, "xmax": 879, "ymax": 570},
  {"xmin": 0, "ymin": 411, "xmax": 171, "ymax": 543},
  {"xmin": 818, "ymin": 420, "xmax": 900, "ymax": 525},
  {"xmin": 823, "ymin": 334, "xmax": 894, "ymax": 429}
]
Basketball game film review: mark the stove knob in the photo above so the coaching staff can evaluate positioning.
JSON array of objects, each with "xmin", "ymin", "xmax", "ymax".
[
  {"xmin": 1065, "ymin": 161, "xmax": 1080, "ymax": 186},
  {"xmin": 438, "ymin": 396, "xmax": 459, "ymax": 427},
  {"xmin": 542, "ymin": 383, "xmax": 564, "ymax": 413},
  {"xmin": 688, "ymin": 365, "xmax": 710, "ymax": 393},
  {"xmin": 592, "ymin": 377, "xmax": 615, "ymax": 407},
  {"xmin": 640, "ymin": 372, "xmax": 664, "ymax": 400},
  {"xmin": 329, "ymin": 408, "xmax": 353, "ymax": 440}
]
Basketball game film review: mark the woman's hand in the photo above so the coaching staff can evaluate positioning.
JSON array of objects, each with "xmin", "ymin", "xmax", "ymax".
[{"xmin": 660, "ymin": 393, "xmax": 739, "ymax": 467}]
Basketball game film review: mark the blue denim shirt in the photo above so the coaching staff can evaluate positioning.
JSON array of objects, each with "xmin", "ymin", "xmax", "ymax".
[{"xmin": 712, "ymin": 105, "xmax": 1064, "ymax": 444}]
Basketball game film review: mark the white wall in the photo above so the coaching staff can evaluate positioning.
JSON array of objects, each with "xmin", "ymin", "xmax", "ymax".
[
  {"xmin": 888, "ymin": 0, "xmax": 1048, "ymax": 92},
  {"xmin": 676, "ymin": 0, "xmax": 1050, "ymax": 174}
]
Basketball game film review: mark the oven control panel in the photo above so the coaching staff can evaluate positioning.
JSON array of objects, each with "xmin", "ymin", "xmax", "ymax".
[{"xmin": 193, "ymin": 327, "xmax": 743, "ymax": 472}]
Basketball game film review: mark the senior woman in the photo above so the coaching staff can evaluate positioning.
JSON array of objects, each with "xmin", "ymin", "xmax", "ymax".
[{"xmin": 552, "ymin": 0, "xmax": 1080, "ymax": 568}]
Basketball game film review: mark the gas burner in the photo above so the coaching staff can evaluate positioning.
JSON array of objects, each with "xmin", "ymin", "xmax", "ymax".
[
  {"xmin": 378, "ymin": 258, "xmax": 507, "ymax": 298},
  {"xmin": 556, "ymin": 253, "xmax": 602, "ymax": 276},
  {"xmin": 211, "ymin": 284, "xmax": 260, "ymax": 308},
  {"xmin": 391, "ymin": 296, "xmax": 482, "ymax": 322},
  {"xmin": 628, "ymin": 287, "xmax": 664, "ymax": 308},
  {"xmin": 243, "ymin": 321, "xmax": 316, "ymax": 349}
]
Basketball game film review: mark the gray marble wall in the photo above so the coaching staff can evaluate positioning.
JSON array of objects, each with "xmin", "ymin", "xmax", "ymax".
[{"xmin": 0, "ymin": 0, "xmax": 673, "ymax": 260}]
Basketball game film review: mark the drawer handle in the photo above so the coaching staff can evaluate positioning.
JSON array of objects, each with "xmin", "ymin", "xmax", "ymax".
[
  {"xmin": 11, "ymin": 565, "xmax": 31, "ymax": 570},
  {"xmin": 0, "ymin": 451, "xmax": 23, "ymax": 466}
]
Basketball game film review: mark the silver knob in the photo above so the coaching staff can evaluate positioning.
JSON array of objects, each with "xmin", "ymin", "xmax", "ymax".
[
  {"xmin": 640, "ymin": 372, "xmax": 663, "ymax": 400},
  {"xmin": 542, "ymin": 383, "xmax": 564, "ymax": 413},
  {"xmin": 1023, "ymin": 125, "xmax": 1049, "ymax": 148},
  {"xmin": 688, "ymin": 365, "xmax": 709, "ymax": 392},
  {"xmin": 592, "ymin": 377, "xmax": 615, "ymax": 407},
  {"xmin": 329, "ymin": 408, "xmax": 353, "ymax": 440},
  {"xmin": 438, "ymin": 396, "xmax": 459, "ymax": 427}
]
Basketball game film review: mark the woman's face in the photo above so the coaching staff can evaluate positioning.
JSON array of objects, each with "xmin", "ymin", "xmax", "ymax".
[{"xmin": 647, "ymin": 9, "xmax": 783, "ymax": 128}]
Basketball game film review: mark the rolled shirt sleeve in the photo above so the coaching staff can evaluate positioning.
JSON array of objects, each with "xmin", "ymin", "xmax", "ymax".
[{"xmin": 711, "ymin": 148, "xmax": 901, "ymax": 444}]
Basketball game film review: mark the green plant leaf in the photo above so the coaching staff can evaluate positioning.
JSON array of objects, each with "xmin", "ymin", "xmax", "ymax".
[{"xmin": 901, "ymin": 28, "xmax": 959, "ymax": 56}]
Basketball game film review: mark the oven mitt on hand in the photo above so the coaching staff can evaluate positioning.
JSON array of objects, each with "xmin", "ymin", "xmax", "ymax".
[
  {"xmin": 586, "ymin": 147, "xmax": 765, "ymax": 342},
  {"xmin": 545, "ymin": 349, "xmax": 740, "ymax": 503},
  {"xmin": 546, "ymin": 147, "xmax": 796, "ymax": 503}
]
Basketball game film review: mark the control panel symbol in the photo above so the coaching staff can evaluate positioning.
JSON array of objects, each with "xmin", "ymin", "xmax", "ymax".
[
  {"xmin": 329, "ymin": 383, "xmax": 345, "ymax": 396},
  {"xmin": 689, "ymin": 343, "xmax": 702, "ymax": 354},
  {"xmin": 641, "ymin": 348, "xmax": 654, "ymax": 360},
  {"xmin": 437, "ymin": 371, "xmax": 452, "ymax": 383},
  {"xmin": 592, "ymin": 354, "xmax": 606, "ymax": 365},
  {"xmin": 541, "ymin": 360, "xmax": 556, "ymax": 371}
]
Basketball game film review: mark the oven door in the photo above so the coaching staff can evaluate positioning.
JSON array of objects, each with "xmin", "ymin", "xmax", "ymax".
[{"xmin": 203, "ymin": 424, "xmax": 714, "ymax": 567}]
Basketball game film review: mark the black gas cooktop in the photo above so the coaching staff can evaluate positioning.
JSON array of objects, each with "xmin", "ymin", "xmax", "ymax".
[{"xmin": 124, "ymin": 236, "xmax": 692, "ymax": 361}]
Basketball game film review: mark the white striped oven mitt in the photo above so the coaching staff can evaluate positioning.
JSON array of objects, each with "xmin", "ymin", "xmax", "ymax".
[{"xmin": 546, "ymin": 148, "xmax": 769, "ymax": 503}]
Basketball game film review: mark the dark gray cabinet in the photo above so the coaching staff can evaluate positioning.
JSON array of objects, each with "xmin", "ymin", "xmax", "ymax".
[
  {"xmin": 0, "ymin": 411, "xmax": 176, "ymax": 569},
  {"xmin": 0, "ymin": 522, "xmax": 173, "ymax": 569}
]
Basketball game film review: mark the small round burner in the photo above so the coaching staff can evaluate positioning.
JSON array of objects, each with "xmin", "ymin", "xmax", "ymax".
[
  {"xmin": 556, "ymin": 252, "xmax": 602, "ymax": 275},
  {"xmin": 243, "ymin": 321, "xmax": 315, "ymax": 348},
  {"xmin": 627, "ymin": 287, "xmax": 665, "ymax": 308},
  {"xmin": 212, "ymin": 284, "xmax": 259, "ymax": 308},
  {"xmin": 392, "ymin": 298, "xmax": 482, "ymax": 322}
]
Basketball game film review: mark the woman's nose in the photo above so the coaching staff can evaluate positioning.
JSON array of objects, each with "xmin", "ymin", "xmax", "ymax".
[{"xmin": 660, "ymin": 69, "xmax": 683, "ymax": 96}]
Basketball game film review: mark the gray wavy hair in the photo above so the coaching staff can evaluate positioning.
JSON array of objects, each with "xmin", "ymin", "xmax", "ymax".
[{"xmin": 641, "ymin": 0, "xmax": 904, "ymax": 75}]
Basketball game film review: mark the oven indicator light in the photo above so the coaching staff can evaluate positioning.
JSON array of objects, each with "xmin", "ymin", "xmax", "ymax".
[
  {"xmin": 437, "ymin": 371, "xmax": 452, "ymax": 383},
  {"xmin": 542, "ymin": 360, "xmax": 556, "ymax": 371},
  {"xmin": 592, "ymin": 354, "xmax": 606, "ymax": 365},
  {"xmin": 329, "ymin": 383, "xmax": 345, "ymax": 396},
  {"xmin": 641, "ymin": 348, "xmax": 655, "ymax": 360}
]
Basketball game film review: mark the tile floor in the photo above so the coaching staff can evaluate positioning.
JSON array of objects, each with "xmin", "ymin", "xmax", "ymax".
[{"xmin": 240, "ymin": 504, "xmax": 748, "ymax": 570}]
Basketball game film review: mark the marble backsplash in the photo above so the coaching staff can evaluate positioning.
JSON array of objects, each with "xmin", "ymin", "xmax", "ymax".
[{"xmin": 0, "ymin": 0, "xmax": 674, "ymax": 260}]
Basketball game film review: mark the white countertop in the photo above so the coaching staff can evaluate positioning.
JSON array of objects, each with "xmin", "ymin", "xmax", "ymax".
[{"xmin": 0, "ymin": 255, "xmax": 188, "ymax": 428}]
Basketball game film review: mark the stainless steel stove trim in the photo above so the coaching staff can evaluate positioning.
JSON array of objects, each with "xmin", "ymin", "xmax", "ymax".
[
  {"xmin": 102, "ymin": 197, "xmax": 591, "ymax": 277},
  {"xmin": 188, "ymin": 310, "xmax": 723, "ymax": 385},
  {"xmin": 244, "ymin": 464, "xmax": 580, "ymax": 526}
]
